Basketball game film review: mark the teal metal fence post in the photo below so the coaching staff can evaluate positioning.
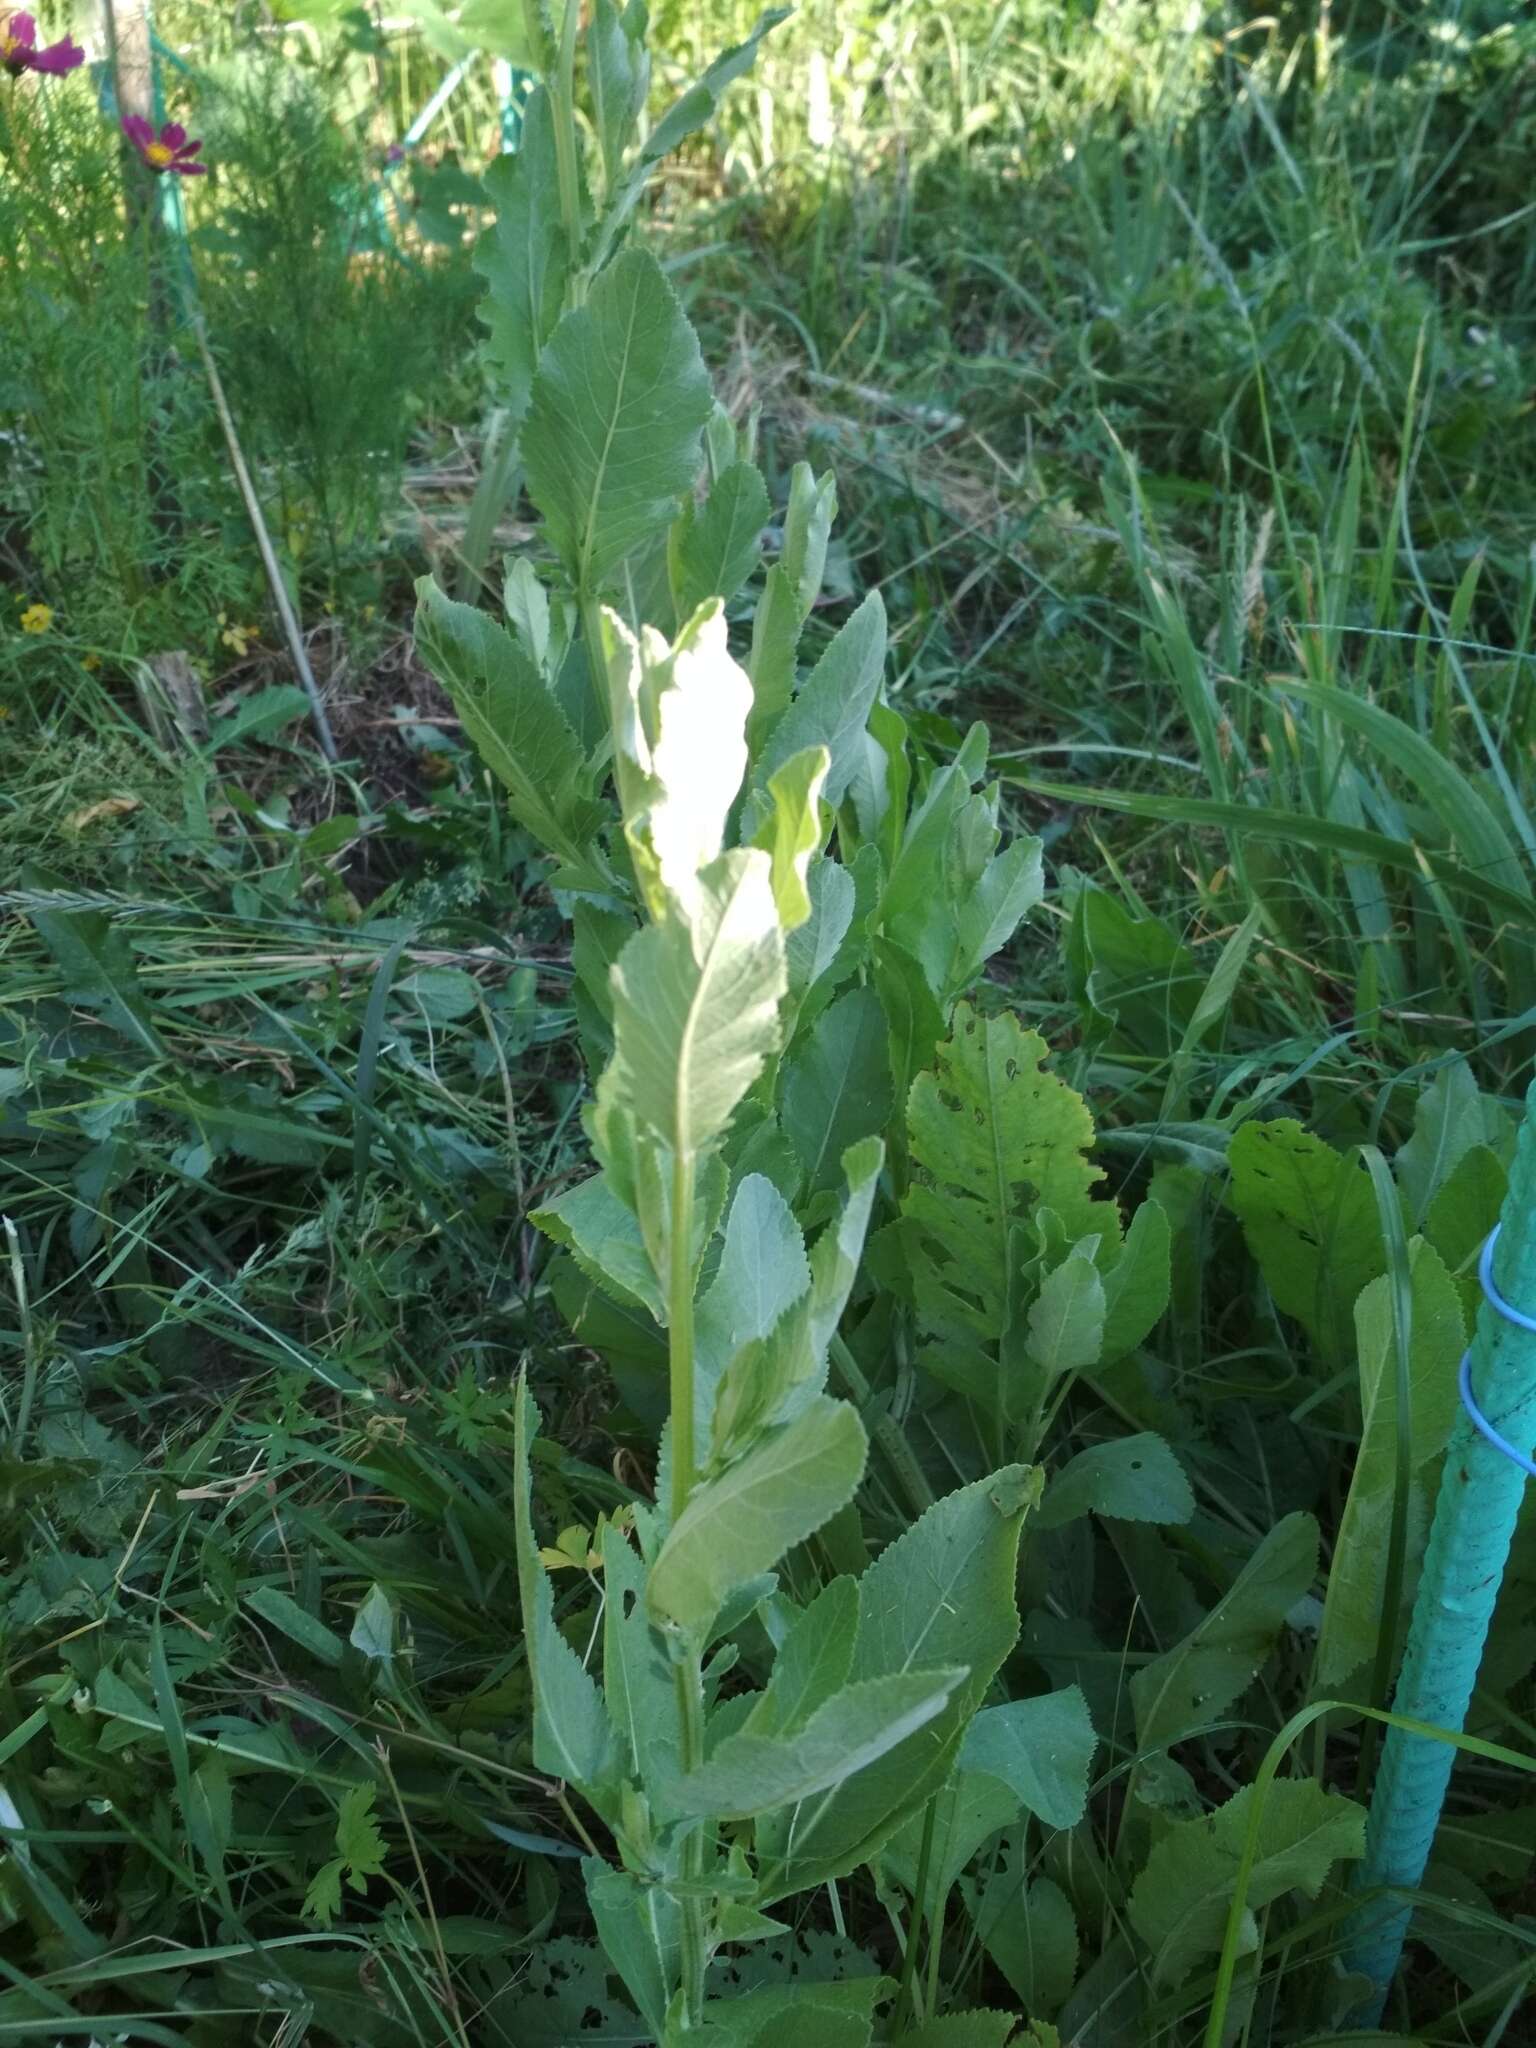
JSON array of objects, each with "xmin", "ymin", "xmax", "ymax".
[{"xmin": 1343, "ymin": 1076, "xmax": 1536, "ymax": 2023}]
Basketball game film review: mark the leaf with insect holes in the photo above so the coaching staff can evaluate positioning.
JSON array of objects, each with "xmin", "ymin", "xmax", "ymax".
[
  {"xmin": 1228, "ymin": 1118, "xmax": 1386, "ymax": 1368},
  {"xmin": 523, "ymin": 248, "xmax": 712, "ymax": 595},
  {"xmin": 1129, "ymin": 1778, "xmax": 1365, "ymax": 1986},
  {"xmin": 1316, "ymin": 1238, "xmax": 1463, "ymax": 1689},
  {"xmin": 475, "ymin": 88, "xmax": 567, "ymax": 423},
  {"xmin": 647, "ymin": 1397, "xmax": 868, "ymax": 1637},
  {"xmin": 1038, "ymin": 1434, "xmax": 1194, "ymax": 1529},
  {"xmin": 1130, "ymin": 1511, "xmax": 1318, "ymax": 1752},
  {"xmin": 902, "ymin": 1006, "xmax": 1115, "ymax": 1357}
]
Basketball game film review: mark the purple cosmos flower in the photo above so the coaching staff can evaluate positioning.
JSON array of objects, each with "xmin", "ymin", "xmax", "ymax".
[
  {"xmin": 1, "ymin": 11, "xmax": 85, "ymax": 75},
  {"xmin": 122, "ymin": 115, "xmax": 206, "ymax": 175},
  {"xmin": 384, "ymin": 142, "xmax": 406, "ymax": 165}
]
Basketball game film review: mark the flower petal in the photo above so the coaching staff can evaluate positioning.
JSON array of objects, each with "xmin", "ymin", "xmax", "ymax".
[
  {"xmin": 10, "ymin": 13, "xmax": 37, "ymax": 45},
  {"xmin": 32, "ymin": 35, "xmax": 83, "ymax": 71},
  {"xmin": 121, "ymin": 114, "xmax": 153, "ymax": 147},
  {"xmin": 176, "ymin": 137, "xmax": 203, "ymax": 158},
  {"xmin": 172, "ymin": 161, "xmax": 207, "ymax": 175},
  {"xmin": 160, "ymin": 121, "xmax": 186, "ymax": 149}
]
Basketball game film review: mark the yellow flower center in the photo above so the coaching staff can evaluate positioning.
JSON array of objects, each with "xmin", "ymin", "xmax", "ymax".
[
  {"xmin": 145, "ymin": 141, "xmax": 175, "ymax": 168},
  {"xmin": 19, "ymin": 603, "xmax": 53, "ymax": 634},
  {"xmin": 1, "ymin": 34, "xmax": 18, "ymax": 59}
]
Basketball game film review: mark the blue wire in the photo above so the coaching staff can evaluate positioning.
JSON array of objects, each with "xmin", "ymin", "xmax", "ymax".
[{"xmin": 1458, "ymin": 1223, "xmax": 1536, "ymax": 1481}]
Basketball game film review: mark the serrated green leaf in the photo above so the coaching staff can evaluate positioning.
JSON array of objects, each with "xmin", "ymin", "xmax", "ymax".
[
  {"xmin": 474, "ymin": 89, "xmax": 566, "ymax": 422},
  {"xmin": 1025, "ymin": 1251, "xmax": 1106, "ymax": 1379},
  {"xmin": 414, "ymin": 580, "xmax": 607, "ymax": 886},
  {"xmin": 674, "ymin": 1668, "xmax": 965, "ymax": 1819},
  {"xmin": 900, "ymin": 2011, "xmax": 1018, "ymax": 2047},
  {"xmin": 1130, "ymin": 1512, "xmax": 1319, "ymax": 1751},
  {"xmin": 961, "ymin": 1686, "xmax": 1097, "ymax": 1830},
  {"xmin": 27, "ymin": 891, "xmax": 164, "ymax": 1054},
  {"xmin": 1098, "ymin": 1198, "xmax": 1171, "ymax": 1361},
  {"xmin": 1229, "ymin": 1119, "xmax": 1386, "ymax": 1368},
  {"xmin": 586, "ymin": 1861, "xmax": 678, "ymax": 2039},
  {"xmin": 534, "ymin": 1169, "xmax": 667, "ymax": 1321},
  {"xmin": 745, "ymin": 1577, "xmax": 859, "ymax": 1738},
  {"xmin": 677, "ymin": 461, "xmax": 771, "ymax": 617},
  {"xmin": 524, "ymin": 248, "xmax": 712, "ymax": 595},
  {"xmin": 1396, "ymin": 1062, "xmax": 1513, "ymax": 1227},
  {"xmin": 602, "ymin": 1521, "xmax": 679, "ymax": 1794},
  {"xmin": 1038, "ymin": 1435, "xmax": 1194, "ymax": 1529},
  {"xmin": 748, "ymin": 563, "xmax": 803, "ymax": 748},
  {"xmin": 696, "ymin": 1172, "xmax": 810, "ymax": 1443},
  {"xmin": 1128, "ymin": 1779, "xmax": 1365, "ymax": 1986},
  {"xmin": 587, "ymin": 0, "xmax": 651, "ymax": 193},
  {"xmin": 973, "ymin": 1855, "xmax": 1078, "ymax": 2019},
  {"xmin": 780, "ymin": 462, "xmax": 836, "ymax": 624},
  {"xmin": 648, "ymin": 1397, "xmax": 867, "ymax": 1636},
  {"xmin": 755, "ymin": 1465, "xmax": 1039, "ymax": 1900},
  {"xmin": 602, "ymin": 847, "xmax": 786, "ymax": 1163}
]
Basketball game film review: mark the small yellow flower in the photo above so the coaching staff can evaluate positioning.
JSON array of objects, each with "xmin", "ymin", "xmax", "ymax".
[
  {"xmin": 217, "ymin": 613, "xmax": 258, "ymax": 657},
  {"xmin": 19, "ymin": 602, "xmax": 52, "ymax": 634},
  {"xmin": 81, "ymin": 653, "xmax": 101, "ymax": 672},
  {"xmin": 0, "ymin": 705, "xmax": 12, "ymax": 722}
]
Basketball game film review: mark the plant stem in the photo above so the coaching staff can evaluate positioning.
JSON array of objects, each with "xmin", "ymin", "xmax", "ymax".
[
  {"xmin": 669, "ymin": 1147, "xmax": 698, "ymax": 1524},
  {"xmin": 3, "ymin": 1217, "xmax": 37, "ymax": 1457},
  {"xmin": 674, "ymin": 1652, "xmax": 709, "ymax": 2026}
]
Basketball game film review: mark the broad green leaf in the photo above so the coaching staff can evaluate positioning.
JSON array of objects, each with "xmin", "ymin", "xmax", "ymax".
[
  {"xmin": 755, "ymin": 591, "xmax": 887, "ymax": 807},
  {"xmin": 523, "ymin": 248, "xmax": 712, "ymax": 594},
  {"xmin": 348, "ymin": 1584, "xmax": 395, "ymax": 1665},
  {"xmin": 1025, "ymin": 1251, "xmax": 1106, "ymax": 1380},
  {"xmin": 881, "ymin": 742, "xmax": 1044, "ymax": 1003},
  {"xmin": 785, "ymin": 853, "xmax": 855, "ymax": 1005},
  {"xmin": 755, "ymin": 1465, "xmax": 1040, "ymax": 1900},
  {"xmin": 533, "ymin": 1169, "xmax": 666, "ymax": 1320},
  {"xmin": 1316, "ymin": 1238, "xmax": 1463, "ymax": 1689},
  {"xmin": 745, "ymin": 1576, "xmax": 859, "ymax": 1737},
  {"xmin": 602, "ymin": 847, "xmax": 786, "ymax": 1162},
  {"xmin": 1065, "ymin": 880, "xmax": 1201, "ymax": 1059},
  {"xmin": 870, "ymin": 938, "xmax": 946, "ymax": 1129},
  {"xmin": 753, "ymin": 745, "xmax": 830, "ymax": 932},
  {"xmin": 781, "ymin": 987, "xmax": 893, "ymax": 1199},
  {"xmin": 1228, "ymin": 1119, "xmax": 1386, "ymax": 1368},
  {"xmin": 1099, "ymin": 1198, "xmax": 1172, "ymax": 1361},
  {"xmin": 647, "ymin": 1397, "xmax": 867, "ymax": 1636},
  {"xmin": 27, "ymin": 890, "xmax": 164, "ymax": 1055},
  {"xmin": 1130, "ymin": 1511, "xmax": 1318, "ymax": 1752},
  {"xmin": 414, "ymin": 581, "xmax": 607, "ymax": 886},
  {"xmin": 586, "ymin": 0, "xmax": 651, "ymax": 193},
  {"xmin": 1425, "ymin": 1143, "xmax": 1507, "ymax": 1284},
  {"xmin": 974, "ymin": 1855, "xmax": 1078, "ymax": 2018},
  {"xmin": 586, "ymin": 1861, "xmax": 678, "ymax": 2040},
  {"xmin": 1038, "ymin": 1435, "xmax": 1194, "ymax": 1530},
  {"xmin": 1128, "ymin": 1779, "xmax": 1366, "ymax": 1986},
  {"xmin": 696, "ymin": 1173, "xmax": 810, "ymax": 1441},
  {"xmin": 673, "ymin": 1668, "xmax": 965, "ymax": 1819},
  {"xmin": 1396, "ymin": 1062, "xmax": 1513, "ymax": 1227},
  {"xmin": 513, "ymin": 1382, "xmax": 618, "ymax": 1805},
  {"xmin": 475, "ymin": 89, "xmax": 566, "ymax": 424},
  {"xmin": 676, "ymin": 461, "xmax": 771, "ymax": 617},
  {"xmin": 960, "ymin": 1685, "xmax": 1097, "ymax": 1829}
]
